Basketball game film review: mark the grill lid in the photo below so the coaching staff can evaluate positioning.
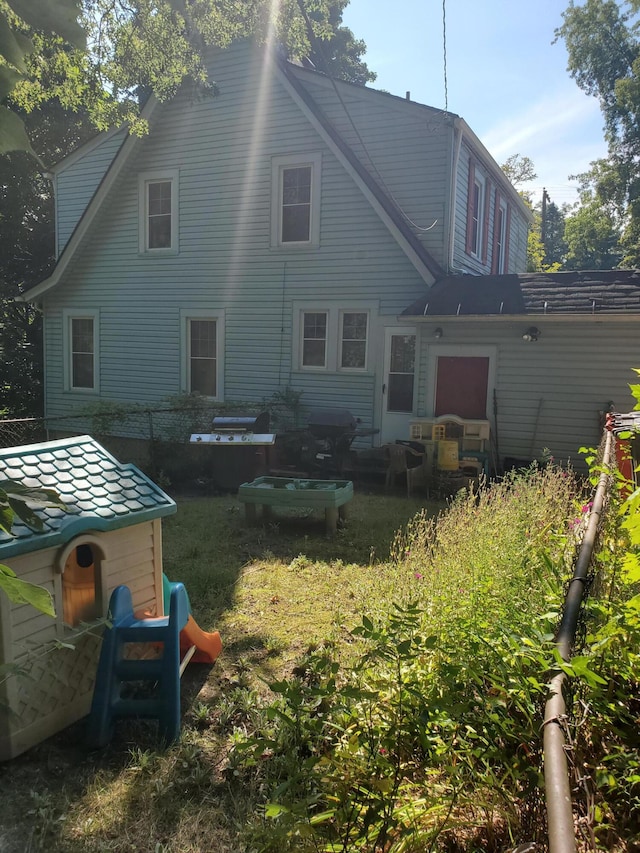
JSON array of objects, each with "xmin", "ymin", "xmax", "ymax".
[{"xmin": 307, "ymin": 408, "xmax": 357, "ymax": 431}]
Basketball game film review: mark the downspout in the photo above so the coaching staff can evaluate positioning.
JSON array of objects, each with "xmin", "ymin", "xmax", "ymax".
[{"xmin": 447, "ymin": 119, "xmax": 463, "ymax": 274}]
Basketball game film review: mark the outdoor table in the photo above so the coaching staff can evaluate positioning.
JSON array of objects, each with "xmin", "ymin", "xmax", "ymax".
[{"xmin": 237, "ymin": 476, "xmax": 353, "ymax": 535}]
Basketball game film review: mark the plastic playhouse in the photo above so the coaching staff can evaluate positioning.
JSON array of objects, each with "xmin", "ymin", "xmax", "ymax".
[{"xmin": 0, "ymin": 435, "xmax": 221, "ymax": 760}]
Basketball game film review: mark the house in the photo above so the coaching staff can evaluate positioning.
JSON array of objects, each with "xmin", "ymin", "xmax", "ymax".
[
  {"xmin": 0, "ymin": 435, "xmax": 176, "ymax": 759},
  {"xmin": 400, "ymin": 269, "xmax": 640, "ymax": 468},
  {"xmin": 21, "ymin": 38, "xmax": 534, "ymax": 461}
]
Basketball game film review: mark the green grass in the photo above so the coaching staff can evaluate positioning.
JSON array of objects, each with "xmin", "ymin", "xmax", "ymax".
[{"xmin": 0, "ymin": 473, "xmax": 587, "ymax": 852}]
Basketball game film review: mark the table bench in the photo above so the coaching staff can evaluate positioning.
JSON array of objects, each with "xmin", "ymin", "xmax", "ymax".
[{"xmin": 238, "ymin": 476, "xmax": 353, "ymax": 535}]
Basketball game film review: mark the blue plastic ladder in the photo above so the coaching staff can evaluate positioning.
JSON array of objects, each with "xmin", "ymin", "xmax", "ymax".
[{"xmin": 86, "ymin": 582, "xmax": 190, "ymax": 748}]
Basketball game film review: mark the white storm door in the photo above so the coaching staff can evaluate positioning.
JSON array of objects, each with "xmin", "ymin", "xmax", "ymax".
[{"xmin": 380, "ymin": 326, "xmax": 416, "ymax": 443}]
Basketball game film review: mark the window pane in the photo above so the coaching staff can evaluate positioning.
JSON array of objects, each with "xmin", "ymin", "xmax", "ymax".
[
  {"xmin": 148, "ymin": 180, "xmax": 172, "ymax": 249},
  {"xmin": 341, "ymin": 312, "xmax": 367, "ymax": 368},
  {"xmin": 302, "ymin": 312, "xmax": 326, "ymax": 367},
  {"xmin": 282, "ymin": 166, "xmax": 312, "ymax": 242},
  {"xmin": 388, "ymin": 374, "xmax": 414, "ymax": 412},
  {"xmin": 389, "ymin": 335, "xmax": 415, "ymax": 373},
  {"xmin": 189, "ymin": 320, "xmax": 216, "ymax": 396},
  {"xmin": 71, "ymin": 319, "xmax": 94, "ymax": 388}
]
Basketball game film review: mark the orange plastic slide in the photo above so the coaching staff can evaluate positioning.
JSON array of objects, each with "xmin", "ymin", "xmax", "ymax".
[{"xmin": 179, "ymin": 615, "xmax": 222, "ymax": 664}]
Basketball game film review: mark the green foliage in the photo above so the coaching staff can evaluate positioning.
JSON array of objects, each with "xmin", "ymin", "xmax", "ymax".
[
  {"xmin": 557, "ymin": 0, "xmax": 640, "ymax": 265},
  {"xmin": 229, "ymin": 466, "xmax": 578, "ymax": 851},
  {"xmin": 0, "ymin": 478, "xmax": 66, "ymax": 615}
]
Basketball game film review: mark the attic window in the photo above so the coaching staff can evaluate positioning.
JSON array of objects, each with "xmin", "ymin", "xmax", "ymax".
[
  {"xmin": 465, "ymin": 159, "xmax": 489, "ymax": 261},
  {"xmin": 139, "ymin": 170, "xmax": 179, "ymax": 254},
  {"xmin": 271, "ymin": 153, "xmax": 321, "ymax": 248}
]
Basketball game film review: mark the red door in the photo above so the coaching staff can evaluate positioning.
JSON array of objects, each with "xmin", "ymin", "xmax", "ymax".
[{"xmin": 435, "ymin": 356, "xmax": 489, "ymax": 419}]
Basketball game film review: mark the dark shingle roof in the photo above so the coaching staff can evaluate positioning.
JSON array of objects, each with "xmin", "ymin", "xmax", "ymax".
[
  {"xmin": 402, "ymin": 270, "xmax": 640, "ymax": 317},
  {"xmin": 0, "ymin": 435, "xmax": 176, "ymax": 558}
]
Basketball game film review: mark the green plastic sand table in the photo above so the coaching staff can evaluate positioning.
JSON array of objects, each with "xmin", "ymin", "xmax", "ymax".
[{"xmin": 238, "ymin": 476, "xmax": 353, "ymax": 535}]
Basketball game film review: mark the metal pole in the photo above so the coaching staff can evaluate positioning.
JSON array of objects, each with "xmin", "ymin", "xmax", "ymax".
[{"xmin": 543, "ymin": 428, "xmax": 613, "ymax": 853}]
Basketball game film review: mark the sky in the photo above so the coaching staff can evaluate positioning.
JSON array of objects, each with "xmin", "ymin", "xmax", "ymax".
[{"xmin": 341, "ymin": 0, "xmax": 609, "ymax": 207}]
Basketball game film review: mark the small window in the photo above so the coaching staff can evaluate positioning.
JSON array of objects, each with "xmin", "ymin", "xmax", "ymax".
[
  {"xmin": 64, "ymin": 310, "xmax": 98, "ymax": 392},
  {"xmin": 492, "ymin": 194, "xmax": 510, "ymax": 274},
  {"xmin": 181, "ymin": 310, "xmax": 225, "ymax": 399},
  {"xmin": 272, "ymin": 154, "xmax": 321, "ymax": 247},
  {"xmin": 139, "ymin": 170, "xmax": 179, "ymax": 253},
  {"xmin": 465, "ymin": 159, "xmax": 488, "ymax": 260},
  {"xmin": 188, "ymin": 319, "xmax": 217, "ymax": 397},
  {"xmin": 340, "ymin": 311, "xmax": 368, "ymax": 370},
  {"xmin": 302, "ymin": 312, "xmax": 327, "ymax": 368}
]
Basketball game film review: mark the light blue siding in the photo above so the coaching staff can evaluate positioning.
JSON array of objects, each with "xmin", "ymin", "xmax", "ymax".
[
  {"xmin": 43, "ymin": 41, "xmax": 430, "ymax": 433},
  {"xmin": 54, "ymin": 128, "xmax": 128, "ymax": 255}
]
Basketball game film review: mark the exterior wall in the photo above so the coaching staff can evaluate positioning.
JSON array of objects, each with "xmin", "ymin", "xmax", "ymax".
[
  {"xmin": 291, "ymin": 70, "xmax": 454, "ymax": 268},
  {"xmin": 413, "ymin": 317, "xmax": 639, "ymax": 470},
  {"xmin": 42, "ymin": 40, "xmax": 430, "ymax": 435},
  {"xmin": 452, "ymin": 142, "xmax": 528, "ymax": 276},
  {"xmin": 54, "ymin": 128, "xmax": 128, "ymax": 256},
  {"xmin": 0, "ymin": 520, "xmax": 163, "ymax": 759}
]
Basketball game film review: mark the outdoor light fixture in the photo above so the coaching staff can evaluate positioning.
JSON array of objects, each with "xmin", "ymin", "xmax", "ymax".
[
  {"xmin": 433, "ymin": 327, "xmax": 443, "ymax": 339},
  {"xmin": 522, "ymin": 326, "xmax": 540, "ymax": 342}
]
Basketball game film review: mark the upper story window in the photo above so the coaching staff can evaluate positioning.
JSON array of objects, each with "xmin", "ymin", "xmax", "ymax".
[
  {"xmin": 180, "ymin": 309, "xmax": 225, "ymax": 400},
  {"xmin": 271, "ymin": 153, "xmax": 321, "ymax": 248},
  {"xmin": 491, "ymin": 193, "xmax": 510, "ymax": 274},
  {"xmin": 340, "ymin": 311, "xmax": 368, "ymax": 370},
  {"xmin": 139, "ymin": 170, "xmax": 179, "ymax": 254},
  {"xmin": 64, "ymin": 309, "xmax": 99, "ymax": 392},
  {"xmin": 465, "ymin": 159, "xmax": 489, "ymax": 262}
]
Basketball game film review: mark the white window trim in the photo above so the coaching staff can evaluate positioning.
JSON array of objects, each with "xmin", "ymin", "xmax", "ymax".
[
  {"xmin": 180, "ymin": 309, "xmax": 225, "ymax": 400},
  {"xmin": 471, "ymin": 172, "xmax": 486, "ymax": 259},
  {"xmin": 271, "ymin": 153, "xmax": 321, "ymax": 248},
  {"xmin": 293, "ymin": 301, "xmax": 376, "ymax": 373},
  {"xmin": 339, "ymin": 309, "xmax": 369, "ymax": 372},
  {"xmin": 63, "ymin": 309, "xmax": 99, "ymax": 393},
  {"xmin": 138, "ymin": 169, "xmax": 179, "ymax": 255}
]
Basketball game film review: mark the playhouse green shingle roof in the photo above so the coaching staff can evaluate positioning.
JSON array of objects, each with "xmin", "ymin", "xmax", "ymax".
[{"xmin": 0, "ymin": 435, "xmax": 176, "ymax": 559}]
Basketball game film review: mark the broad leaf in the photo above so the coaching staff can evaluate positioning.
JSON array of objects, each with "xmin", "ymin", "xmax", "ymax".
[
  {"xmin": 0, "ymin": 565, "xmax": 55, "ymax": 616},
  {"xmin": 0, "ymin": 63, "xmax": 22, "ymax": 100},
  {"xmin": 0, "ymin": 105, "xmax": 38, "ymax": 159},
  {"xmin": 8, "ymin": 497, "xmax": 44, "ymax": 531}
]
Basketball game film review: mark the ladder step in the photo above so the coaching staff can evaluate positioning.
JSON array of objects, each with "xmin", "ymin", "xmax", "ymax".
[
  {"xmin": 111, "ymin": 698, "xmax": 164, "ymax": 718},
  {"xmin": 115, "ymin": 659, "xmax": 164, "ymax": 681},
  {"xmin": 117, "ymin": 622, "xmax": 170, "ymax": 643}
]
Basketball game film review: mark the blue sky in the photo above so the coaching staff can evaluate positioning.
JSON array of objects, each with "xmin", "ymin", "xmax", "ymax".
[{"xmin": 341, "ymin": 0, "xmax": 608, "ymax": 206}]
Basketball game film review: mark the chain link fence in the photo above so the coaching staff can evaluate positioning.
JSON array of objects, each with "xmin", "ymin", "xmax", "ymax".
[{"xmin": 0, "ymin": 396, "xmax": 304, "ymax": 489}]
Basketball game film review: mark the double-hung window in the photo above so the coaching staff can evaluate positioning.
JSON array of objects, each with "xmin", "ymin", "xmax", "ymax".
[
  {"xmin": 491, "ymin": 193, "xmax": 510, "ymax": 274},
  {"xmin": 64, "ymin": 310, "xmax": 99, "ymax": 392},
  {"xmin": 181, "ymin": 310, "xmax": 225, "ymax": 399},
  {"xmin": 302, "ymin": 312, "xmax": 328, "ymax": 368},
  {"xmin": 340, "ymin": 311, "xmax": 368, "ymax": 370},
  {"xmin": 271, "ymin": 153, "xmax": 321, "ymax": 247},
  {"xmin": 465, "ymin": 159, "xmax": 489, "ymax": 261},
  {"xmin": 139, "ymin": 170, "xmax": 179, "ymax": 253},
  {"xmin": 296, "ymin": 304, "xmax": 372, "ymax": 372}
]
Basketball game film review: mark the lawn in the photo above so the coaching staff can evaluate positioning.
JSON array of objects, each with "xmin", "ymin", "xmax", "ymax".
[{"xmin": 3, "ymin": 467, "xmax": 632, "ymax": 852}]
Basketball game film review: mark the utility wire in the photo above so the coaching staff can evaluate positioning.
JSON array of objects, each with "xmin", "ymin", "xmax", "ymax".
[
  {"xmin": 442, "ymin": 0, "xmax": 448, "ymax": 112},
  {"xmin": 294, "ymin": 0, "xmax": 438, "ymax": 233}
]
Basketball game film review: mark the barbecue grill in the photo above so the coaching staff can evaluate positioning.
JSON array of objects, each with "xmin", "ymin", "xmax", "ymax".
[
  {"xmin": 280, "ymin": 408, "xmax": 377, "ymax": 475},
  {"xmin": 190, "ymin": 412, "xmax": 275, "ymax": 489},
  {"xmin": 190, "ymin": 412, "xmax": 275, "ymax": 446}
]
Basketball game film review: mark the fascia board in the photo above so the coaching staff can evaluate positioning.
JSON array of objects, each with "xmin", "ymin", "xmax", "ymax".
[
  {"xmin": 276, "ymin": 63, "xmax": 438, "ymax": 286},
  {"xmin": 22, "ymin": 97, "xmax": 160, "ymax": 303},
  {"xmin": 49, "ymin": 125, "xmax": 126, "ymax": 175}
]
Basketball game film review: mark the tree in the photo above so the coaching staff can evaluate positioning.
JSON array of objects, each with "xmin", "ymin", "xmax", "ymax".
[
  {"xmin": 543, "ymin": 200, "xmax": 568, "ymax": 268},
  {"xmin": 501, "ymin": 153, "xmax": 537, "ymax": 190},
  {"xmin": 557, "ymin": 0, "xmax": 640, "ymax": 265},
  {"xmin": 4, "ymin": 0, "xmax": 373, "ymax": 156},
  {"xmin": 564, "ymin": 196, "xmax": 623, "ymax": 269},
  {"xmin": 301, "ymin": 0, "xmax": 375, "ymax": 85},
  {"xmin": 0, "ymin": 104, "xmax": 95, "ymax": 417}
]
